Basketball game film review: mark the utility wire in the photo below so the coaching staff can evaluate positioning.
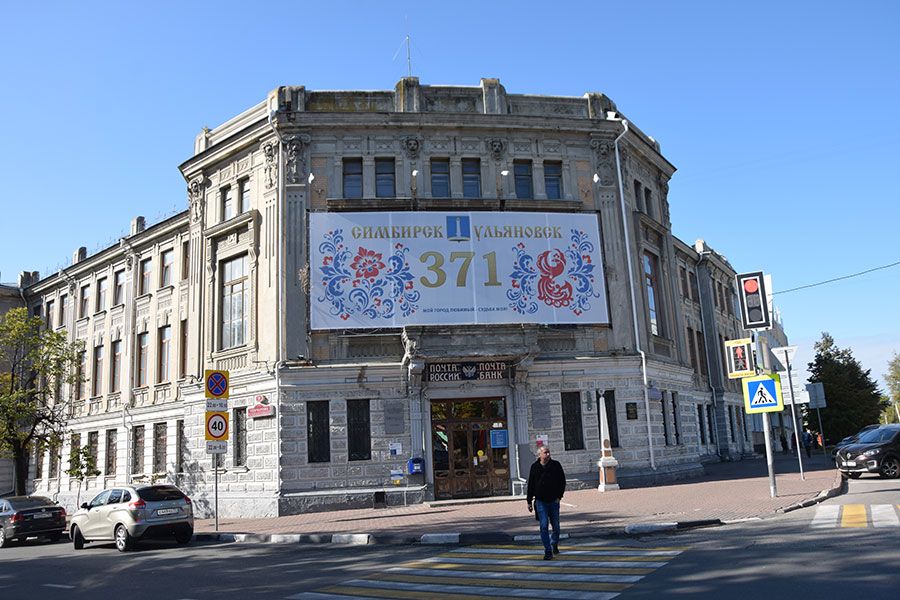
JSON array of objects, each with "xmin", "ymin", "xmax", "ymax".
[{"xmin": 774, "ymin": 260, "xmax": 900, "ymax": 295}]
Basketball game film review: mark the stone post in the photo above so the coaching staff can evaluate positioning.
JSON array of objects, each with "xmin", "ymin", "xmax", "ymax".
[{"xmin": 597, "ymin": 390, "xmax": 620, "ymax": 491}]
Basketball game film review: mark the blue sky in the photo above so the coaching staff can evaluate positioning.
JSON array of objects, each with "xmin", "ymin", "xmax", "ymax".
[{"xmin": 2, "ymin": 1, "xmax": 898, "ymax": 390}]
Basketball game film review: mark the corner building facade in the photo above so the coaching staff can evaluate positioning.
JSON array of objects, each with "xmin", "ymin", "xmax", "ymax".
[{"xmin": 24, "ymin": 78, "xmax": 761, "ymax": 517}]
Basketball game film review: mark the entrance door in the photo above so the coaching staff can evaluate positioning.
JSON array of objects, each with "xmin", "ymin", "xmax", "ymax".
[{"xmin": 431, "ymin": 397, "xmax": 510, "ymax": 500}]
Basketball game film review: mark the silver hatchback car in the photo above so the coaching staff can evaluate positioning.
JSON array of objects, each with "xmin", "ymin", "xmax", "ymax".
[{"xmin": 70, "ymin": 484, "xmax": 193, "ymax": 552}]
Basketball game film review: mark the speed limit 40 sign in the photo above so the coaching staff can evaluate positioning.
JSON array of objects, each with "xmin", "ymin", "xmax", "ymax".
[{"xmin": 205, "ymin": 411, "xmax": 229, "ymax": 441}]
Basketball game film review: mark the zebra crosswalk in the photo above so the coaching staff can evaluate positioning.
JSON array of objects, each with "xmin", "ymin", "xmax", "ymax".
[
  {"xmin": 811, "ymin": 504, "xmax": 900, "ymax": 528},
  {"xmin": 288, "ymin": 542, "xmax": 687, "ymax": 599}
]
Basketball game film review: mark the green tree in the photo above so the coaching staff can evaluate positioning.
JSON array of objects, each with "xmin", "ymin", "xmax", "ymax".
[
  {"xmin": 808, "ymin": 332, "xmax": 885, "ymax": 443},
  {"xmin": 0, "ymin": 307, "xmax": 83, "ymax": 494},
  {"xmin": 65, "ymin": 443, "xmax": 100, "ymax": 507},
  {"xmin": 886, "ymin": 352, "xmax": 900, "ymax": 417}
]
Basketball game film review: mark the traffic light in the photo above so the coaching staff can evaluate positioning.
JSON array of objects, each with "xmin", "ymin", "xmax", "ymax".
[{"xmin": 735, "ymin": 271, "xmax": 771, "ymax": 330}]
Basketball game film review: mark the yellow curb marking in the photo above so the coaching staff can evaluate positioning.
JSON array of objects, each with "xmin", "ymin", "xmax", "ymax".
[{"xmin": 841, "ymin": 504, "xmax": 867, "ymax": 528}]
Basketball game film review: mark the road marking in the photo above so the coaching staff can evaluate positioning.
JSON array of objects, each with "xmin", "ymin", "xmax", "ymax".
[
  {"xmin": 810, "ymin": 504, "xmax": 840, "ymax": 528},
  {"xmin": 840, "ymin": 504, "xmax": 868, "ymax": 528},
  {"xmin": 288, "ymin": 543, "xmax": 685, "ymax": 599},
  {"xmin": 43, "ymin": 584, "xmax": 76, "ymax": 589},
  {"xmin": 871, "ymin": 504, "xmax": 900, "ymax": 527}
]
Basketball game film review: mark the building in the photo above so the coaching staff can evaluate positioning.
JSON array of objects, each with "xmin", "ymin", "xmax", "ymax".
[{"xmin": 13, "ymin": 77, "xmax": 772, "ymax": 516}]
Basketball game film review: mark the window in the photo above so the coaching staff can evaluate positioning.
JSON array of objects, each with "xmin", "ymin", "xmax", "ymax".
[
  {"xmin": 136, "ymin": 332, "xmax": 149, "ymax": 387},
  {"xmin": 153, "ymin": 422, "xmax": 167, "ymax": 474},
  {"xmin": 728, "ymin": 406, "xmax": 736, "ymax": 441},
  {"xmin": 45, "ymin": 300, "xmax": 54, "ymax": 329},
  {"xmin": 343, "ymin": 158, "xmax": 363, "ymax": 198},
  {"xmin": 221, "ymin": 255, "xmax": 248, "ymax": 349},
  {"xmin": 513, "ymin": 161, "xmax": 533, "ymax": 199},
  {"xmin": 462, "ymin": 158, "xmax": 481, "ymax": 198},
  {"xmin": 113, "ymin": 270, "xmax": 125, "ymax": 305},
  {"xmin": 661, "ymin": 394, "xmax": 671, "ymax": 445},
  {"xmin": 430, "ymin": 159, "xmax": 450, "ymax": 197},
  {"xmin": 160, "ymin": 249, "xmax": 174, "ymax": 287},
  {"xmin": 179, "ymin": 319, "xmax": 188, "ymax": 379},
  {"xmin": 679, "ymin": 267, "xmax": 689, "ymax": 299},
  {"xmin": 175, "ymin": 420, "xmax": 184, "ymax": 474},
  {"xmin": 87, "ymin": 431, "xmax": 99, "ymax": 470},
  {"xmin": 307, "ymin": 401, "xmax": 330, "ymax": 463},
  {"xmin": 375, "ymin": 157, "xmax": 395, "ymax": 197},
  {"xmin": 79, "ymin": 285, "xmax": 90, "ymax": 318},
  {"xmin": 347, "ymin": 399, "xmax": 371, "ymax": 461},
  {"xmin": 139, "ymin": 259, "xmax": 152, "ymax": 295},
  {"xmin": 105, "ymin": 429, "xmax": 117, "ymax": 476},
  {"xmin": 561, "ymin": 391, "xmax": 585, "ymax": 451},
  {"xmin": 544, "ymin": 161, "xmax": 562, "ymax": 199},
  {"xmin": 91, "ymin": 345, "xmax": 104, "ymax": 397},
  {"xmin": 643, "ymin": 251, "xmax": 661, "ymax": 336},
  {"xmin": 706, "ymin": 404, "xmax": 715, "ymax": 444},
  {"xmin": 689, "ymin": 271, "xmax": 699, "ymax": 302},
  {"xmin": 181, "ymin": 241, "xmax": 190, "ymax": 281},
  {"xmin": 76, "ymin": 350, "xmax": 87, "ymax": 400},
  {"xmin": 238, "ymin": 178, "xmax": 250, "ymax": 213},
  {"xmin": 696, "ymin": 330, "xmax": 708, "ymax": 377},
  {"xmin": 34, "ymin": 447, "xmax": 43, "ymax": 480},
  {"xmin": 110, "ymin": 340, "xmax": 121, "ymax": 393},
  {"xmin": 633, "ymin": 180, "xmax": 643, "ymax": 211},
  {"xmin": 221, "ymin": 185, "xmax": 235, "ymax": 221},
  {"xmin": 601, "ymin": 390, "xmax": 619, "ymax": 448},
  {"xmin": 132, "ymin": 425, "xmax": 145, "ymax": 475},
  {"xmin": 59, "ymin": 294, "xmax": 67, "ymax": 326},
  {"xmin": 698, "ymin": 405, "xmax": 707, "ymax": 445},
  {"xmin": 234, "ymin": 408, "xmax": 247, "ymax": 467},
  {"xmin": 644, "ymin": 187, "xmax": 654, "ymax": 219},
  {"xmin": 157, "ymin": 326, "xmax": 171, "ymax": 383},
  {"xmin": 107, "ymin": 489, "xmax": 122, "ymax": 504},
  {"xmin": 49, "ymin": 444, "xmax": 60, "ymax": 479},
  {"xmin": 96, "ymin": 277, "xmax": 107, "ymax": 312},
  {"xmin": 69, "ymin": 433, "xmax": 81, "ymax": 471},
  {"xmin": 672, "ymin": 392, "xmax": 680, "ymax": 445},
  {"xmin": 686, "ymin": 327, "xmax": 699, "ymax": 371}
]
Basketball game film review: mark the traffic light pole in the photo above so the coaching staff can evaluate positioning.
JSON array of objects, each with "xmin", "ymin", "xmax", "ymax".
[{"xmin": 754, "ymin": 331, "xmax": 777, "ymax": 498}]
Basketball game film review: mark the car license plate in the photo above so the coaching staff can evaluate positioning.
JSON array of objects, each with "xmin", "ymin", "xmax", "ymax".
[
  {"xmin": 157, "ymin": 508, "xmax": 179, "ymax": 516},
  {"xmin": 844, "ymin": 461, "xmax": 856, "ymax": 467},
  {"xmin": 33, "ymin": 513, "xmax": 52, "ymax": 519}
]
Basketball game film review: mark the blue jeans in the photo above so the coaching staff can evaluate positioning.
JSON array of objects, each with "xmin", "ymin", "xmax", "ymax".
[{"xmin": 534, "ymin": 499, "xmax": 560, "ymax": 554}]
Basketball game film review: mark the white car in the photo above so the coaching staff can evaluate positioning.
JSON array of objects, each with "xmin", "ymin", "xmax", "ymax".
[{"xmin": 70, "ymin": 484, "xmax": 193, "ymax": 552}]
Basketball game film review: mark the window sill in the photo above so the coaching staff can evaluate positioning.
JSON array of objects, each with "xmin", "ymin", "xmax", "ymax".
[
  {"xmin": 205, "ymin": 210, "xmax": 255, "ymax": 238},
  {"xmin": 230, "ymin": 465, "xmax": 250, "ymax": 473}
]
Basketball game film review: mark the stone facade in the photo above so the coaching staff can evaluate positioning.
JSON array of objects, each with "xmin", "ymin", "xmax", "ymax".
[{"xmin": 13, "ymin": 77, "xmax": 780, "ymax": 517}]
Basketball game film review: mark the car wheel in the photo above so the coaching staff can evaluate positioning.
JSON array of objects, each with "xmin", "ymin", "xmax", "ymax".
[
  {"xmin": 0, "ymin": 528, "xmax": 10, "ymax": 548},
  {"xmin": 114, "ymin": 524, "xmax": 132, "ymax": 552},
  {"xmin": 175, "ymin": 528, "xmax": 193, "ymax": 545},
  {"xmin": 72, "ymin": 526, "xmax": 85, "ymax": 550},
  {"xmin": 880, "ymin": 457, "xmax": 900, "ymax": 479}
]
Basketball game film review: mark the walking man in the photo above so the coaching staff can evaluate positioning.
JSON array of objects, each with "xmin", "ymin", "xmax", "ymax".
[
  {"xmin": 526, "ymin": 445, "xmax": 566, "ymax": 560},
  {"xmin": 803, "ymin": 430, "xmax": 813, "ymax": 458}
]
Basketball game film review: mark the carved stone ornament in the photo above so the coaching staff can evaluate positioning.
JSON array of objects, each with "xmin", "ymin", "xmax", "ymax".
[
  {"xmin": 657, "ymin": 172, "xmax": 670, "ymax": 198},
  {"xmin": 590, "ymin": 140, "xmax": 615, "ymax": 186},
  {"xmin": 124, "ymin": 252, "xmax": 136, "ymax": 270},
  {"xmin": 402, "ymin": 136, "xmax": 421, "ymax": 160},
  {"xmin": 262, "ymin": 141, "xmax": 278, "ymax": 190},
  {"xmin": 285, "ymin": 134, "xmax": 311, "ymax": 184},
  {"xmin": 487, "ymin": 138, "xmax": 505, "ymax": 162},
  {"xmin": 188, "ymin": 176, "xmax": 206, "ymax": 223}
]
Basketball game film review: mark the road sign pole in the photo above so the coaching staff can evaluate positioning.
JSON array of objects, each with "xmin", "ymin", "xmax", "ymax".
[
  {"xmin": 754, "ymin": 331, "xmax": 777, "ymax": 498},
  {"xmin": 783, "ymin": 351, "xmax": 805, "ymax": 480},
  {"xmin": 214, "ymin": 453, "xmax": 219, "ymax": 532}
]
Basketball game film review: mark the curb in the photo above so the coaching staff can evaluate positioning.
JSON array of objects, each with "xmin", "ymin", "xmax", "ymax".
[{"xmin": 777, "ymin": 475, "xmax": 847, "ymax": 514}]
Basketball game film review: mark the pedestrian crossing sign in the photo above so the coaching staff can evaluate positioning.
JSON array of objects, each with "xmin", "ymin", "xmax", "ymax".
[{"xmin": 742, "ymin": 374, "xmax": 784, "ymax": 413}]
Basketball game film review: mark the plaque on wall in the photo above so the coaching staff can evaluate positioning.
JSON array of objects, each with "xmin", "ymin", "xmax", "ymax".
[
  {"xmin": 384, "ymin": 400, "xmax": 406, "ymax": 434},
  {"xmin": 531, "ymin": 397, "xmax": 552, "ymax": 430},
  {"xmin": 625, "ymin": 402, "xmax": 638, "ymax": 420},
  {"xmin": 424, "ymin": 361, "xmax": 512, "ymax": 383}
]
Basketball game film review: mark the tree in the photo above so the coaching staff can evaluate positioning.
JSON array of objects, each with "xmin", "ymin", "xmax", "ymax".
[
  {"xmin": 808, "ymin": 332, "xmax": 885, "ymax": 443},
  {"xmin": 886, "ymin": 352, "xmax": 900, "ymax": 416},
  {"xmin": 65, "ymin": 443, "xmax": 100, "ymax": 507},
  {"xmin": 0, "ymin": 307, "xmax": 83, "ymax": 495}
]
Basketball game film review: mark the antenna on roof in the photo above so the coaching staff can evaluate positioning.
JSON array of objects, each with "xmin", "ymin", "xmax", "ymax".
[{"xmin": 392, "ymin": 17, "xmax": 413, "ymax": 78}]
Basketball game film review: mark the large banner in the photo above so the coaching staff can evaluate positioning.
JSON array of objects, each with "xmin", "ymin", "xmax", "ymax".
[{"xmin": 310, "ymin": 211, "xmax": 609, "ymax": 330}]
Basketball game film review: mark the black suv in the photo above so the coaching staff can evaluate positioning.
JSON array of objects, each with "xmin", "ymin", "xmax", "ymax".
[{"xmin": 836, "ymin": 424, "xmax": 900, "ymax": 479}]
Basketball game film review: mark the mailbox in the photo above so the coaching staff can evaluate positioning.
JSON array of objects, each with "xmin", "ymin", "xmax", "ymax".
[{"xmin": 407, "ymin": 457, "xmax": 424, "ymax": 475}]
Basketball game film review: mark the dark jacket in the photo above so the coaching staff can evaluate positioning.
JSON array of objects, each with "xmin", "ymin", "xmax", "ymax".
[{"xmin": 526, "ymin": 458, "xmax": 566, "ymax": 504}]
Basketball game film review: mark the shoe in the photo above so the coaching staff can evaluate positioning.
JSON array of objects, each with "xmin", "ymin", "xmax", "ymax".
[
  {"xmin": 543, "ymin": 552, "xmax": 553, "ymax": 561},
  {"xmin": 552, "ymin": 543, "xmax": 559, "ymax": 555}
]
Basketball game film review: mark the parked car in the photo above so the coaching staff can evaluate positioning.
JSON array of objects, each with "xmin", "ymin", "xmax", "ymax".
[
  {"xmin": 831, "ymin": 424, "xmax": 880, "ymax": 460},
  {"xmin": 0, "ymin": 496, "xmax": 67, "ymax": 548},
  {"xmin": 835, "ymin": 424, "xmax": 900, "ymax": 479},
  {"xmin": 70, "ymin": 484, "xmax": 193, "ymax": 552}
]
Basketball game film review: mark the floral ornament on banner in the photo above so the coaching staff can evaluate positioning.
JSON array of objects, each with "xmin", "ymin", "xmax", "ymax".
[
  {"xmin": 318, "ymin": 229, "xmax": 420, "ymax": 321},
  {"xmin": 507, "ymin": 229, "xmax": 601, "ymax": 316}
]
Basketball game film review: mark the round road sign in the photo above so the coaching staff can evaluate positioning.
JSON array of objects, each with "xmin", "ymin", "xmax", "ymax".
[
  {"xmin": 206, "ymin": 372, "xmax": 229, "ymax": 398},
  {"xmin": 206, "ymin": 412, "xmax": 229, "ymax": 441}
]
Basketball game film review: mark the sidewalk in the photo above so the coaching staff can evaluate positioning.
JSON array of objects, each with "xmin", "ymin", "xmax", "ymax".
[{"xmin": 194, "ymin": 453, "xmax": 842, "ymax": 544}]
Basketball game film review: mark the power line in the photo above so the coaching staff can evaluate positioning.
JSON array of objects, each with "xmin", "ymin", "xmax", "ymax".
[{"xmin": 774, "ymin": 260, "xmax": 900, "ymax": 295}]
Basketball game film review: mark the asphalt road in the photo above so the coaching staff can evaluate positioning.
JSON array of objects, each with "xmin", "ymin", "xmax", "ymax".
[{"xmin": 2, "ymin": 474, "xmax": 898, "ymax": 599}]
